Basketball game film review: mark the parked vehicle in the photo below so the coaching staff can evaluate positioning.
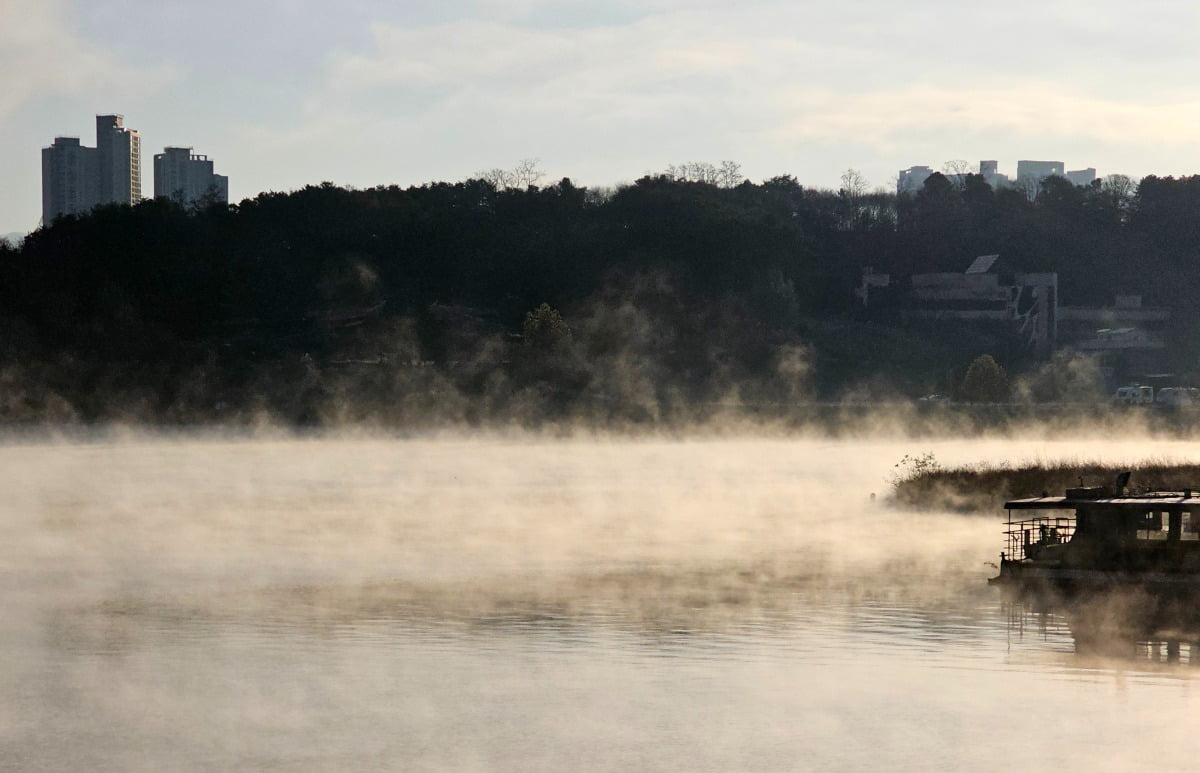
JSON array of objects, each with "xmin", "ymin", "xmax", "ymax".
[
  {"xmin": 1155, "ymin": 387, "xmax": 1200, "ymax": 407},
  {"xmin": 1112, "ymin": 385, "xmax": 1154, "ymax": 404}
]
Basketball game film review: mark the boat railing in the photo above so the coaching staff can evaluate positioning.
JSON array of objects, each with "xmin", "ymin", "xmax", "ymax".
[{"xmin": 1003, "ymin": 515, "xmax": 1076, "ymax": 561}]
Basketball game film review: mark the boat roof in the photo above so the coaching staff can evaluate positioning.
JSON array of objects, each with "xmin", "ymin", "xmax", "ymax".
[{"xmin": 1007, "ymin": 492, "xmax": 1200, "ymax": 510}]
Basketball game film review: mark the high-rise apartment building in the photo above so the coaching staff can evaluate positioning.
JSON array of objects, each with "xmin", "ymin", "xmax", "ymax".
[
  {"xmin": 153, "ymin": 147, "xmax": 229, "ymax": 207},
  {"xmin": 41, "ymin": 114, "xmax": 141, "ymax": 224},
  {"xmin": 41, "ymin": 137, "xmax": 99, "ymax": 224},
  {"xmin": 95, "ymin": 115, "xmax": 141, "ymax": 207}
]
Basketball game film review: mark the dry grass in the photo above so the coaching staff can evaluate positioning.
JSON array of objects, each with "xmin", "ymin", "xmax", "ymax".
[{"xmin": 890, "ymin": 458, "xmax": 1200, "ymax": 513}]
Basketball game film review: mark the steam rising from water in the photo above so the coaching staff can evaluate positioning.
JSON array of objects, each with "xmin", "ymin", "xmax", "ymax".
[{"xmin": 6, "ymin": 432, "xmax": 1200, "ymax": 770}]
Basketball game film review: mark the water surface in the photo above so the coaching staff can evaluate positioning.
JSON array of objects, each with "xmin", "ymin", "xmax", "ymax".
[{"xmin": 4, "ymin": 434, "xmax": 1200, "ymax": 771}]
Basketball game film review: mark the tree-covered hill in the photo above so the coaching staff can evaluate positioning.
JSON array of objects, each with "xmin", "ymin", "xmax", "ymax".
[{"xmin": 2, "ymin": 171, "xmax": 1200, "ymax": 426}]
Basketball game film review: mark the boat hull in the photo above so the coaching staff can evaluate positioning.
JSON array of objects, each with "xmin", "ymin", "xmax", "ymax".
[{"xmin": 991, "ymin": 561, "xmax": 1200, "ymax": 594}]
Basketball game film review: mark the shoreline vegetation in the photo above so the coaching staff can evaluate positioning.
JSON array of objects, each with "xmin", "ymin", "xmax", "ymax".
[{"xmin": 889, "ymin": 457, "xmax": 1200, "ymax": 513}]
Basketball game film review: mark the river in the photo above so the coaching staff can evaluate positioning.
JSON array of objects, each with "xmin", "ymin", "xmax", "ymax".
[{"xmin": 4, "ymin": 433, "xmax": 1200, "ymax": 771}]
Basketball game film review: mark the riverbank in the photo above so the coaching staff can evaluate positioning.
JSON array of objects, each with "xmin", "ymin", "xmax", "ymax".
[{"xmin": 890, "ymin": 458, "xmax": 1200, "ymax": 512}]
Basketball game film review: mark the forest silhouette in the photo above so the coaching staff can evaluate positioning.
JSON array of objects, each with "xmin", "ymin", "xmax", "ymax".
[{"xmin": 2, "ymin": 170, "xmax": 1199, "ymax": 426}]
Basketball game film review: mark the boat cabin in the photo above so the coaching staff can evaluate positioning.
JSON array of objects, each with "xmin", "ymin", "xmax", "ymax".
[{"xmin": 994, "ymin": 479, "xmax": 1200, "ymax": 587}]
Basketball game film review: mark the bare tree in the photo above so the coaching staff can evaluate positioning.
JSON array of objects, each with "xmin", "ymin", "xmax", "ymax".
[
  {"xmin": 839, "ymin": 168, "xmax": 868, "ymax": 199},
  {"xmin": 686, "ymin": 161, "xmax": 718, "ymax": 184},
  {"xmin": 838, "ymin": 169, "xmax": 870, "ymax": 231},
  {"xmin": 717, "ymin": 160, "xmax": 744, "ymax": 188},
  {"xmin": 512, "ymin": 158, "xmax": 544, "ymax": 189},
  {"xmin": 1102, "ymin": 173, "xmax": 1136, "ymax": 211},
  {"xmin": 941, "ymin": 159, "xmax": 973, "ymax": 189},
  {"xmin": 476, "ymin": 159, "xmax": 544, "ymax": 190},
  {"xmin": 658, "ymin": 161, "xmax": 743, "ymax": 187},
  {"xmin": 476, "ymin": 167, "xmax": 516, "ymax": 190},
  {"xmin": 1017, "ymin": 174, "xmax": 1040, "ymax": 202}
]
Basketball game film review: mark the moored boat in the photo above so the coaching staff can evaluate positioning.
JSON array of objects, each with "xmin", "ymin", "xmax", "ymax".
[{"xmin": 990, "ymin": 473, "xmax": 1200, "ymax": 592}]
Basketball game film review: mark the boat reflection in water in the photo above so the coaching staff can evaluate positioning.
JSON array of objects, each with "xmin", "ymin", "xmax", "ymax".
[
  {"xmin": 991, "ymin": 470, "xmax": 1200, "ymax": 666},
  {"xmin": 1005, "ymin": 588, "xmax": 1200, "ymax": 666}
]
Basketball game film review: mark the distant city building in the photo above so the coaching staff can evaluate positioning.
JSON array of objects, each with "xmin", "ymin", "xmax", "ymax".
[
  {"xmin": 897, "ymin": 159, "xmax": 1099, "ymax": 197},
  {"xmin": 1065, "ymin": 167, "xmax": 1097, "ymax": 187},
  {"xmin": 979, "ymin": 160, "xmax": 1010, "ymax": 189},
  {"xmin": 856, "ymin": 257, "xmax": 1172, "ymax": 383},
  {"xmin": 856, "ymin": 255, "xmax": 1059, "ymax": 359},
  {"xmin": 1016, "ymin": 160, "xmax": 1065, "ymax": 182},
  {"xmin": 897, "ymin": 166, "xmax": 933, "ymax": 194},
  {"xmin": 41, "ymin": 114, "xmax": 141, "ymax": 224},
  {"xmin": 42, "ymin": 137, "xmax": 98, "ymax": 223},
  {"xmin": 1057, "ymin": 294, "xmax": 1170, "ymax": 389},
  {"xmin": 96, "ymin": 115, "xmax": 141, "ymax": 207},
  {"xmin": 153, "ymin": 147, "xmax": 228, "ymax": 207},
  {"xmin": 1016, "ymin": 160, "xmax": 1066, "ymax": 198}
]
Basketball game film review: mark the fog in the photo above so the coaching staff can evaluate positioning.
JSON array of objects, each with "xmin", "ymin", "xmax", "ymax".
[{"xmin": 6, "ymin": 431, "xmax": 1200, "ymax": 770}]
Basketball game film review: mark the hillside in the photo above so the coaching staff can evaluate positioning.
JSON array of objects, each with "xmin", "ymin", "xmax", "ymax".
[{"xmin": 2, "ymin": 172, "xmax": 1200, "ymax": 426}]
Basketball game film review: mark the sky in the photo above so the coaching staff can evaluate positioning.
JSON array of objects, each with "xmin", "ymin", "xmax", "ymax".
[{"xmin": 5, "ymin": 0, "xmax": 1200, "ymax": 234}]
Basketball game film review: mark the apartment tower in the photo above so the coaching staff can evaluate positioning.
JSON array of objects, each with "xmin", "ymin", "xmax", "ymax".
[
  {"xmin": 41, "ymin": 137, "xmax": 99, "ymax": 223},
  {"xmin": 95, "ymin": 114, "xmax": 141, "ymax": 207},
  {"xmin": 41, "ymin": 114, "xmax": 141, "ymax": 224},
  {"xmin": 153, "ymin": 147, "xmax": 229, "ymax": 207}
]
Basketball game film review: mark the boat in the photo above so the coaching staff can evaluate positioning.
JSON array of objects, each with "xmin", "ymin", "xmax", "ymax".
[{"xmin": 990, "ymin": 472, "xmax": 1200, "ymax": 593}]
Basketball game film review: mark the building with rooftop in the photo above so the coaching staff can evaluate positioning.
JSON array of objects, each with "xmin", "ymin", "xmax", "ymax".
[
  {"xmin": 897, "ymin": 159, "xmax": 1099, "ymax": 196},
  {"xmin": 153, "ymin": 147, "xmax": 228, "ymax": 207},
  {"xmin": 1016, "ymin": 160, "xmax": 1065, "ymax": 184},
  {"xmin": 856, "ymin": 256, "xmax": 1172, "ymax": 384},
  {"xmin": 95, "ymin": 115, "xmax": 141, "ymax": 207},
  {"xmin": 1064, "ymin": 167, "xmax": 1097, "ymax": 187},
  {"xmin": 41, "ymin": 114, "xmax": 141, "ymax": 224},
  {"xmin": 897, "ymin": 166, "xmax": 933, "ymax": 194},
  {"xmin": 979, "ymin": 160, "xmax": 1011, "ymax": 189},
  {"xmin": 41, "ymin": 137, "xmax": 99, "ymax": 223}
]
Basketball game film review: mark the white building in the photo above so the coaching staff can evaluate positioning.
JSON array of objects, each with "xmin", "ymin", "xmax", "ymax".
[
  {"xmin": 896, "ymin": 159, "xmax": 1099, "ymax": 197},
  {"xmin": 1016, "ymin": 160, "xmax": 1064, "ymax": 183},
  {"xmin": 897, "ymin": 166, "xmax": 933, "ymax": 194},
  {"xmin": 1065, "ymin": 168, "xmax": 1097, "ymax": 187},
  {"xmin": 153, "ymin": 147, "xmax": 229, "ymax": 207},
  {"xmin": 979, "ymin": 160, "xmax": 1010, "ymax": 189}
]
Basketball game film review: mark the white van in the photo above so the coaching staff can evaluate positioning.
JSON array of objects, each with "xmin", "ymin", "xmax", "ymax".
[
  {"xmin": 1155, "ymin": 387, "xmax": 1200, "ymax": 406},
  {"xmin": 1113, "ymin": 385, "xmax": 1154, "ymax": 404}
]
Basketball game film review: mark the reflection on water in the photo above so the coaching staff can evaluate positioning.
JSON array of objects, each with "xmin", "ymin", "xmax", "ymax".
[
  {"xmin": 7, "ymin": 434, "xmax": 1200, "ymax": 770},
  {"xmin": 1005, "ymin": 590, "xmax": 1200, "ymax": 669}
]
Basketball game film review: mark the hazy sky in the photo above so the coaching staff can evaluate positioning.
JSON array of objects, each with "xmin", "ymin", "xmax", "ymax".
[{"xmin": 4, "ymin": 0, "xmax": 1200, "ymax": 234}]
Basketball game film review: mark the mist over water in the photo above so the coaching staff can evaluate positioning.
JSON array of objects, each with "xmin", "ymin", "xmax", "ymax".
[{"xmin": 5, "ymin": 432, "xmax": 1200, "ymax": 771}]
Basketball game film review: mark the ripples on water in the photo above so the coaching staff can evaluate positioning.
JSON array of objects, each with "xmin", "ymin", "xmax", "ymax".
[{"xmin": 5, "ymin": 435, "xmax": 1200, "ymax": 771}]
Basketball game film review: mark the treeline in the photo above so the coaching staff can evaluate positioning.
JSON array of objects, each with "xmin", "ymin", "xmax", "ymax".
[{"xmin": 1, "ymin": 170, "xmax": 1200, "ymax": 425}]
